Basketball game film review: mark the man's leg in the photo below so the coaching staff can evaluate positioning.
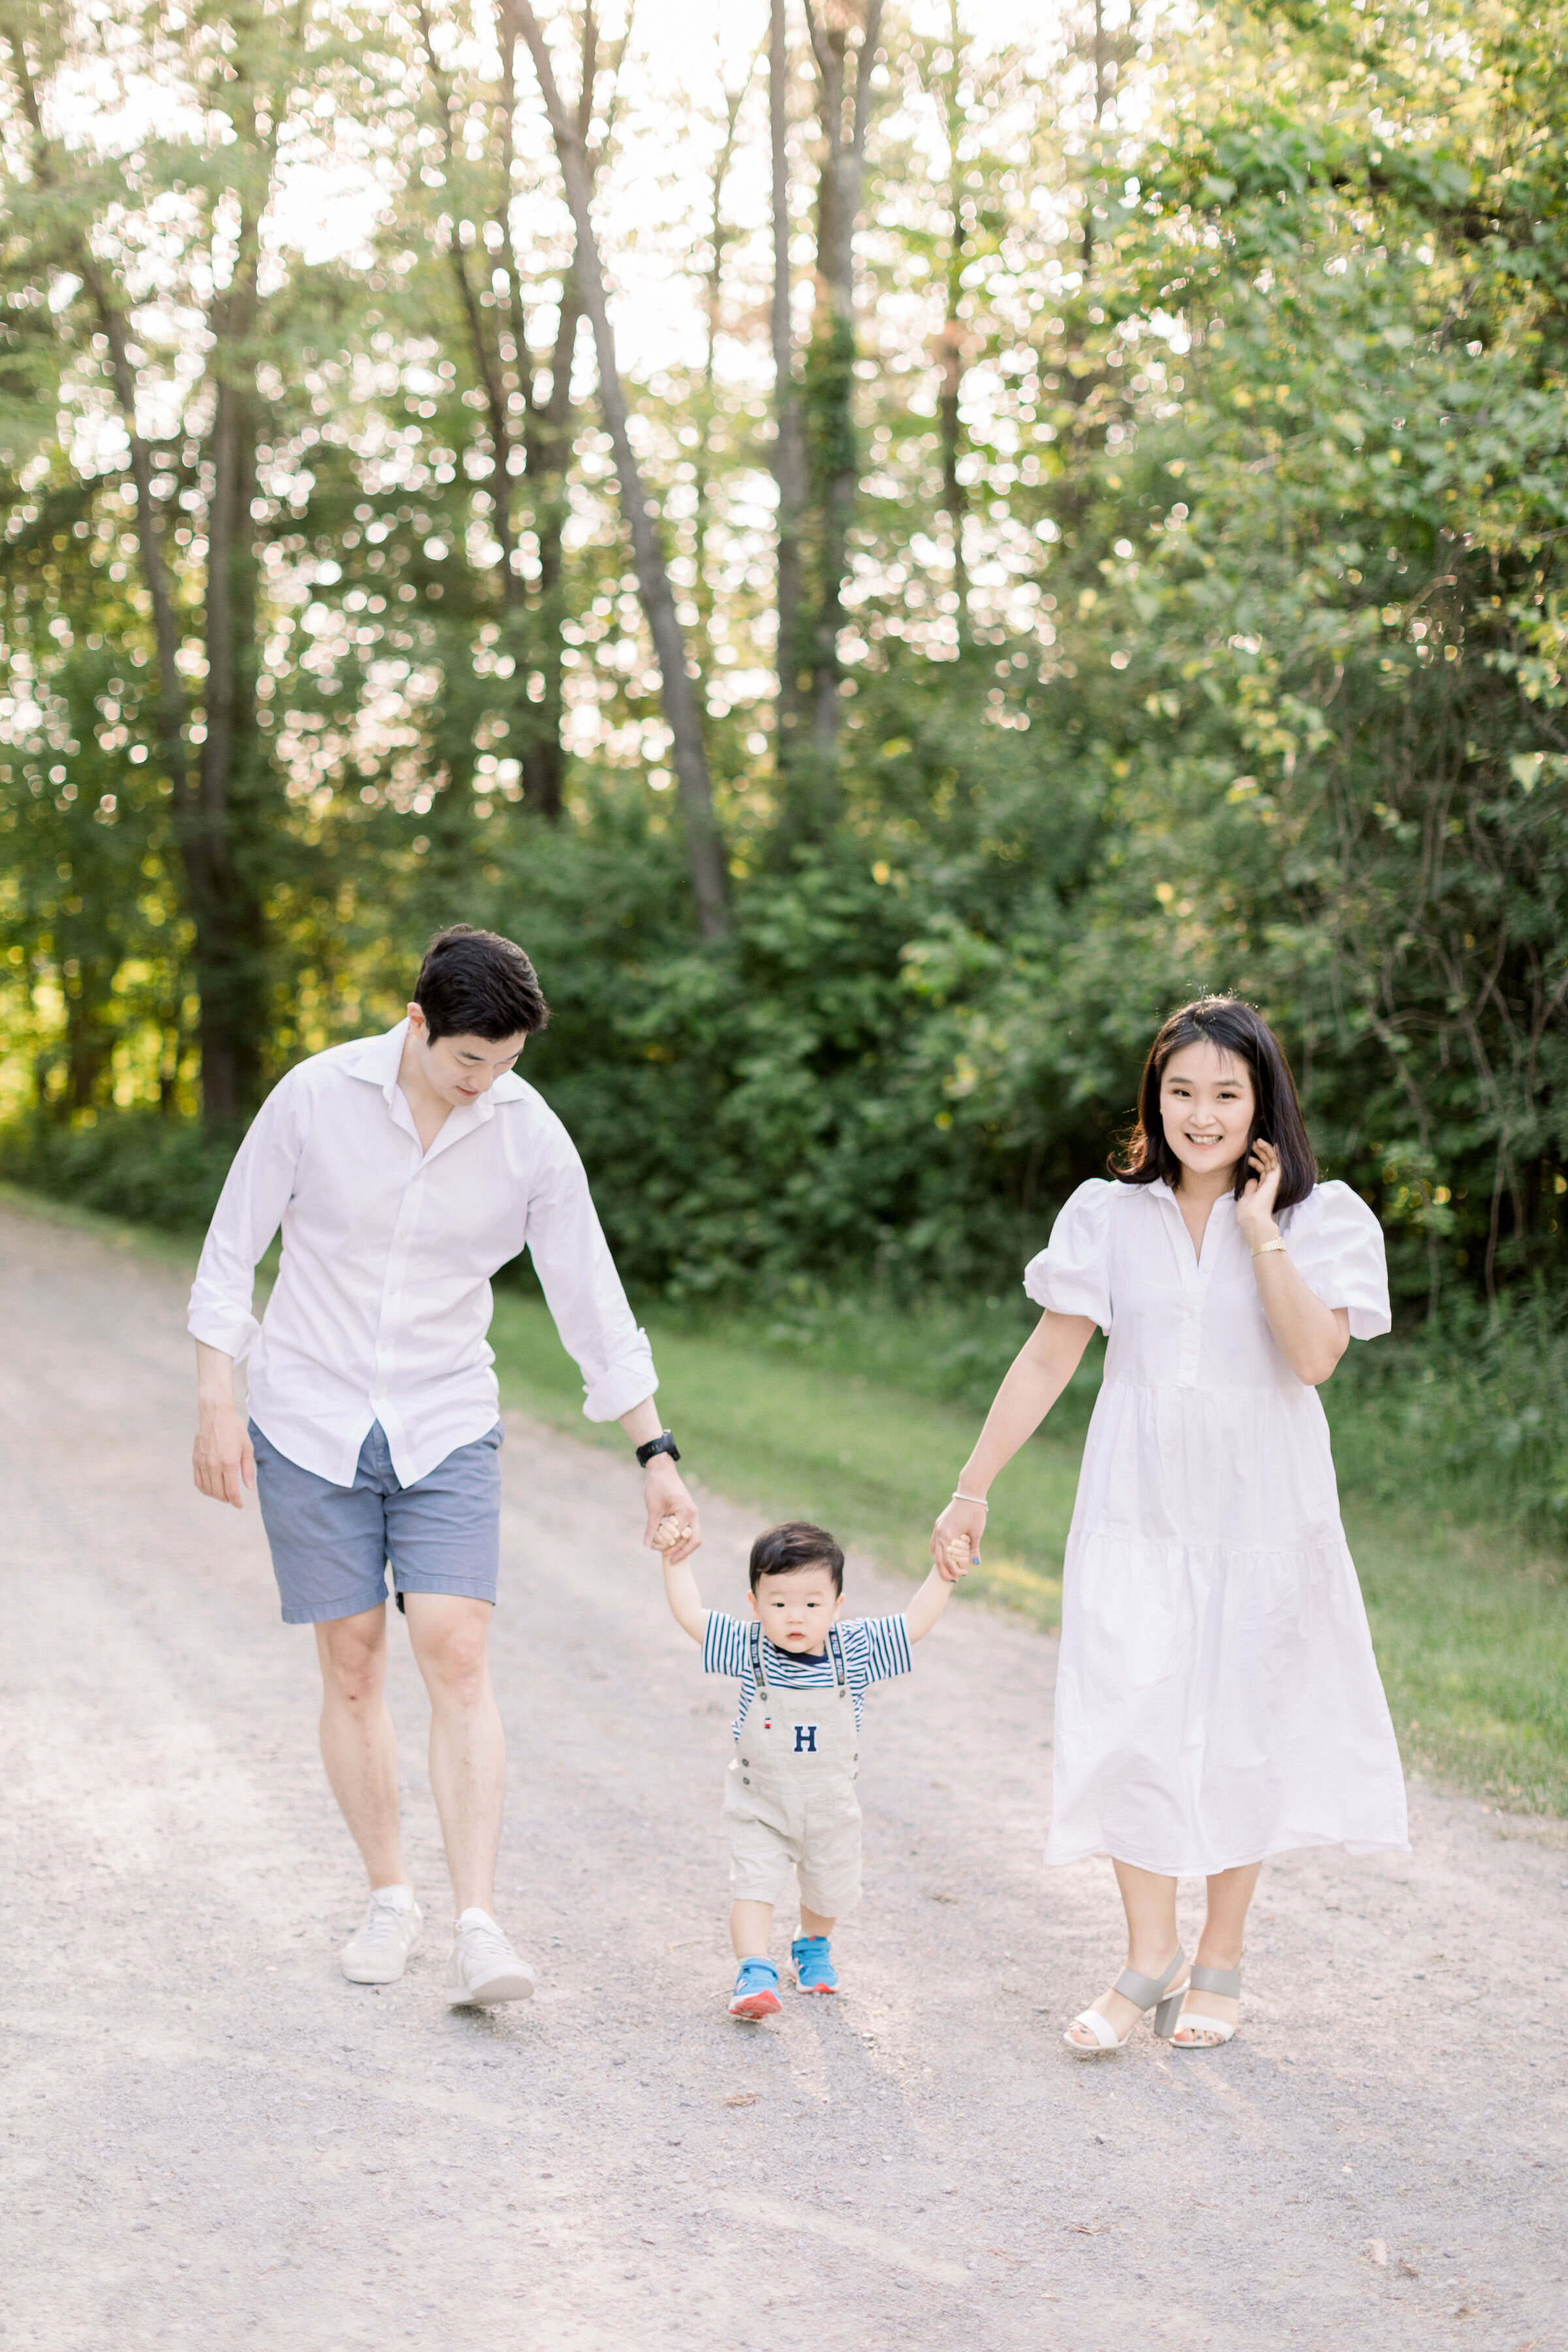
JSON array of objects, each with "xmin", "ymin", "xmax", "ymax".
[
  {"xmin": 402, "ymin": 1594, "xmax": 504, "ymax": 1917},
  {"xmin": 313, "ymin": 1604, "xmax": 408, "ymax": 1891}
]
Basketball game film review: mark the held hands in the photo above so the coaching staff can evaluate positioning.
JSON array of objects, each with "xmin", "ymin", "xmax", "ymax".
[
  {"xmin": 1235, "ymin": 1135, "xmax": 1283, "ymax": 1252},
  {"xmin": 644, "ymin": 1458, "xmax": 700, "ymax": 1564},
  {"xmin": 931, "ymin": 1501, "xmax": 985, "ymax": 1583},
  {"xmin": 193, "ymin": 1401, "xmax": 255, "ymax": 1509}
]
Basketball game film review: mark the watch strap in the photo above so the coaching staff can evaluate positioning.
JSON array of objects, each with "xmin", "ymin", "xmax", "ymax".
[{"xmin": 636, "ymin": 1430, "xmax": 681, "ymax": 1467}]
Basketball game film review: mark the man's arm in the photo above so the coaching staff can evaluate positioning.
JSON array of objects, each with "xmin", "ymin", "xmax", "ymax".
[
  {"xmin": 525, "ymin": 1122, "xmax": 702, "ymax": 1560},
  {"xmin": 619, "ymin": 1395, "xmax": 702, "ymax": 1563},
  {"xmin": 193, "ymin": 1341, "xmax": 255, "ymax": 1508},
  {"xmin": 188, "ymin": 1070, "xmax": 305, "ymax": 1509}
]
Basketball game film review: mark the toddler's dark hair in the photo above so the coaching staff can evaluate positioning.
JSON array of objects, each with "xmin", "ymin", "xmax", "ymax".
[{"xmin": 749, "ymin": 1520, "xmax": 845, "ymax": 1595}]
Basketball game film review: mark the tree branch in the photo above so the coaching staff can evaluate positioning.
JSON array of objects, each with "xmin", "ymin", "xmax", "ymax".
[{"xmin": 506, "ymin": 0, "xmax": 730, "ymax": 939}]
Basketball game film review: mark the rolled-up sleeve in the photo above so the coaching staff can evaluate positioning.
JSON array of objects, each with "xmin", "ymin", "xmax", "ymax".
[
  {"xmin": 186, "ymin": 1071, "xmax": 308, "ymax": 1363},
  {"xmin": 525, "ymin": 1125, "xmax": 657, "ymax": 1422}
]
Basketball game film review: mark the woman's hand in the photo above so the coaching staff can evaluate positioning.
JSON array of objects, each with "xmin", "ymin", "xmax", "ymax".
[
  {"xmin": 931, "ymin": 1497, "xmax": 986, "ymax": 1581},
  {"xmin": 1235, "ymin": 1136, "xmax": 1283, "ymax": 1250}
]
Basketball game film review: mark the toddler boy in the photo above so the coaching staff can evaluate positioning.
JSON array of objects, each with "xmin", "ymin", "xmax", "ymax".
[{"xmin": 659, "ymin": 1515, "xmax": 960, "ymax": 2018}]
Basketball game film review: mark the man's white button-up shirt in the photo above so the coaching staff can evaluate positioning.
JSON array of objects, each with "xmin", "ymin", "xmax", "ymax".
[{"xmin": 187, "ymin": 1020, "xmax": 656, "ymax": 1488}]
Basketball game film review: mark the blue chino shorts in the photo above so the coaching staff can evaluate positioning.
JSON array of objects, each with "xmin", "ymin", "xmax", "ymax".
[{"xmin": 250, "ymin": 1418, "xmax": 503, "ymax": 1625}]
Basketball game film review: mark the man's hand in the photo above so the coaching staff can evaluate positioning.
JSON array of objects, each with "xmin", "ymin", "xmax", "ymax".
[
  {"xmin": 193, "ymin": 1341, "xmax": 254, "ymax": 1508},
  {"xmin": 643, "ymin": 1454, "xmax": 700, "ymax": 1563}
]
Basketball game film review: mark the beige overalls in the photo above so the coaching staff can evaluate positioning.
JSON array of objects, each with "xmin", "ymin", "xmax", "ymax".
[{"xmin": 723, "ymin": 1621, "xmax": 864, "ymax": 1918}]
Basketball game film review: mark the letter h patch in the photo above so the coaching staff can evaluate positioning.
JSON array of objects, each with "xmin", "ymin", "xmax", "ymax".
[{"xmin": 793, "ymin": 1723, "xmax": 819, "ymax": 1754}]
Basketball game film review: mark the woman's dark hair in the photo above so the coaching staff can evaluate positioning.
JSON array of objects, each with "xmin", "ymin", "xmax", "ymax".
[
  {"xmin": 1110, "ymin": 995, "xmax": 1317, "ymax": 1210},
  {"xmin": 412, "ymin": 924, "xmax": 549, "ymax": 1043},
  {"xmin": 749, "ymin": 1520, "xmax": 845, "ymax": 1595}
]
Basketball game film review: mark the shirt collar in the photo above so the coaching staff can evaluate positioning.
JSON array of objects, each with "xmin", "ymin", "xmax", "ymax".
[
  {"xmin": 340, "ymin": 1019, "xmax": 529, "ymax": 1123},
  {"xmin": 342, "ymin": 1019, "xmax": 410, "ymax": 1103},
  {"xmin": 1149, "ymin": 1176, "xmax": 1236, "ymax": 1214}
]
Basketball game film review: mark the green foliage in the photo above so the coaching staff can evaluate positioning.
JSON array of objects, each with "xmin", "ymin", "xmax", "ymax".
[
  {"xmin": 2, "ymin": 0, "xmax": 1565, "ymax": 1335},
  {"xmin": 1328, "ymin": 1288, "xmax": 1568, "ymax": 1535},
  {"xmin": 0, "ymin": 1107, "xmax": 235, "ymax": 1232}
]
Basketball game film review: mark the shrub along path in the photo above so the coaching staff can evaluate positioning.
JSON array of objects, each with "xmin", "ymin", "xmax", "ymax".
[{"xmin": 3, "ymin": 1198, "xmax": 1567, "ymax": 2351}]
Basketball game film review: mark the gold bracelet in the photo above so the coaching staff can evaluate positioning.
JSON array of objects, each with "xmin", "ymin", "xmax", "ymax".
[{"xmin": 1250, "ymin": 1239, "xmax": 1286, "ymax": 1259}]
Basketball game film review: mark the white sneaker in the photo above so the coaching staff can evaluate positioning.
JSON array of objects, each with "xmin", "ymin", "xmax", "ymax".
[
  {"xmin": 340, "ymin": 1886, "xmax": 423, "ymax": 1985},
  {"xmin": 445, "ymin": 1908, "xmax": 536, "ymax": 2007}
]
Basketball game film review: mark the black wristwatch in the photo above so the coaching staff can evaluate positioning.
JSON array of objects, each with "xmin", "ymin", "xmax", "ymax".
[{"xmin": 636, "ymin": 1429, "xmax": 681, "ymax": 1469}]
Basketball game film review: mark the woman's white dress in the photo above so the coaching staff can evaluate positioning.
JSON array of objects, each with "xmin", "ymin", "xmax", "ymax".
[{"xmin": 1026, "ymin": 1177, "xmax": 1409, "ymax": 1876}]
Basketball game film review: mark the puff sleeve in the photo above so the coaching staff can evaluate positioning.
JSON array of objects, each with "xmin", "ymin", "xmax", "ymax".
[
  {"xmin": 1282, "ymin": 1181, "xmax": 1390, "ymax": 1341},
  {"xmin": 1023, "ymin": 1179, "xmax": 1115, "ymax": 1331}
]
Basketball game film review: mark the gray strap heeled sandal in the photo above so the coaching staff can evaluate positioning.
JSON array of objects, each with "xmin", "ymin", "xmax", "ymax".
[
  {"xmin": 1064, "ymin": 1946, "xmax": 1189, "ymax": 2053},
  {"xmin": 1171, "ymin": 1961, "xmax": 1241, "ymax": 2048}
]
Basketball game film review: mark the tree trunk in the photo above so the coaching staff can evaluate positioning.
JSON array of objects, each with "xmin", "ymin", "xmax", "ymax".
[
  {"xmin": 800, "ymin": 0, "xmax": 883, "ymax": 808},
  {"xmin": 694, "ymin": 65, "xmax": 749, "ymax": 687},
  {"xmin": 0, "ymin": 22, "xmax": 263, "ymax": 1128},
  {"xmin": 510, "ymin": 0, "xmax": 730, "ymax": 940},
  {"xmin": 520, "ymin": 286, "xmax": 580, "ymax": 822},
  {"xmin": 197, "ymin": 340, "xmax": 267, "ymax": 1124},
  {"xmin": 770, "ymin": 0, "xmax": 810, "ymax": 781},
  {"xmin": 193, "ymin": 29, "xmax": 274, "ymax": 1127},
  {"xmin": 421, "ymin": 7, "xmax": 561, "ymax": 824},
  {"xmin": 501, "ymin": 7, "xmax": 602, "ymax": 825},
  {"xmin": 936, "ymin": 0, "xmax": 970, "ymax": 647}
]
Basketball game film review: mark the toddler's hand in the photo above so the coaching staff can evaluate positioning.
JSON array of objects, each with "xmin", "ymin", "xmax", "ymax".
[
  {"xmin": 653, "ymin": 1512, "xmax": 686, "ymax": 1555},
  {"xmin": 941, "ymin": 1533, "xmax": 973, "ymax": 1583},
  {"xmin": 932, "ymin": 1499, "xmax": 984, "ymax": 1580}
]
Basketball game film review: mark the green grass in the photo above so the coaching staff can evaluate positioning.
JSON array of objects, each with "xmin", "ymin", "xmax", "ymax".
[
  {"xmin": 1352, "ymin": 1511, "xmax": 1568, "ymax": 1820},
  {"xmin": 489, "ymin": 1279, "xmax": 1568, "ymax": 1820},
  {"xmin": 487, "ymin": 1286, "xmax": 1083, "ymax": 1625},
  {"xmin": 0, "ymin": 1179, "xmax": 206, "ymax": 1269},
  {"xmin": 2, "ymin": 1180, "xmax": 1563, "ymax": 1817}
]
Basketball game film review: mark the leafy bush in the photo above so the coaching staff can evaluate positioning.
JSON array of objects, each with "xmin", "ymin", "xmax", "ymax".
[
  {"xmin": 1326, "ymin": 1288, "xmax": 1568, "ymax": 1543},
  {"xmin": 0, "ymin": 1111, "xmax": 235, "ymax": 1233}
]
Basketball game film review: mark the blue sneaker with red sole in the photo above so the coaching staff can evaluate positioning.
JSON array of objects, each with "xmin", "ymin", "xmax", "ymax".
[
  {"xmin": 728, "ymin": 1957, "xmax": 782, "ymax": 2019},
  {"xmin": 791, "ymin": 1935, "xmax": 838, "ymax": 1994}
]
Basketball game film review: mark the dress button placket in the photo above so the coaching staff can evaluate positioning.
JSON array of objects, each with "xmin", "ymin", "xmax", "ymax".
[{"xmin": 1173, "ymin": 1195, "xmax": 1203, "ymax": 1392}]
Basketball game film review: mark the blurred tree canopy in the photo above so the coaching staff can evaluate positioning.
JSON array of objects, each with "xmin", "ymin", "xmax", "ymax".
[{"xmin": 0, "ymin": 0, "xmax": 1564, "ymax": 1311}]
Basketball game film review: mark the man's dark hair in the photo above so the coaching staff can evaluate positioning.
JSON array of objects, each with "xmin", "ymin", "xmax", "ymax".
[
  {"xmin": 412, "ymin": 924, "xmax": 549, "ymax": 1043},
  {"xmin": 749, "ymin": 1520, "xmax": 845, "ymax": 1595}
]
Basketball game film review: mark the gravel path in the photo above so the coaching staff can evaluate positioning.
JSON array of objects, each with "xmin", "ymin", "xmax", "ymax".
[{"xmin": 2, "ymin": 1200, "xmax": 1565, "ymax": 2352}]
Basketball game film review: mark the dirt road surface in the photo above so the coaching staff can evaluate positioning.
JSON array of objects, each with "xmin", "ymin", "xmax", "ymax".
[{"xmin": 2, "ymin": 1201, "xmax": 1565, "ymax": 2351}]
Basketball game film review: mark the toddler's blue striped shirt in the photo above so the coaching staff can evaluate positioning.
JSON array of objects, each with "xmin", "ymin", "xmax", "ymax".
[{"xmin": 702, "ymin": 1611, "xmax": 913, "ymax": 1739}]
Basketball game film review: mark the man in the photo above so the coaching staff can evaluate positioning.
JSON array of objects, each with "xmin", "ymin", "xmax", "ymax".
[{"xmin": 188, "ymin": 924, "xmax": 699, "ymax": 2007}]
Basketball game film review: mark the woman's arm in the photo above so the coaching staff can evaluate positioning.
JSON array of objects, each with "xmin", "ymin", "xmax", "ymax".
[
  {"xmin": 929, "ymin": 1309, "xmax": 1096, "ymax": 1574},
  {"xmin": 1237, "ymin": 1143, "xmax": 1350, "ymax": 1386},
  {"xmin": 1250, "ymin": 1258, "xmax": 1349, "ymax": 1385}
]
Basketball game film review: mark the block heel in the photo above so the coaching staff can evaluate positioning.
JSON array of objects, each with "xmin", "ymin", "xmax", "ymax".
[{"xmin": 1064, "ymin": 1948, "xmax": 1188, "ymax": 2054}]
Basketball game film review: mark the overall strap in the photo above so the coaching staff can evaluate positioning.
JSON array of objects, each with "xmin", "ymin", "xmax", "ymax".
[
  {"xmin": 748, "ymin": 1618, "xmax": 770, "ymax": 1697},
  {"xmin": 827, "ymin": 1624, "xmax": 848, "ymax": 1693}
]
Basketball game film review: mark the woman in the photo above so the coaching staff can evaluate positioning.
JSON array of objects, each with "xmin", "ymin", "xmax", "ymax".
[{"xmin": 932, "ymin": 997, "xmax": 1408, "ymax": 2051}]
